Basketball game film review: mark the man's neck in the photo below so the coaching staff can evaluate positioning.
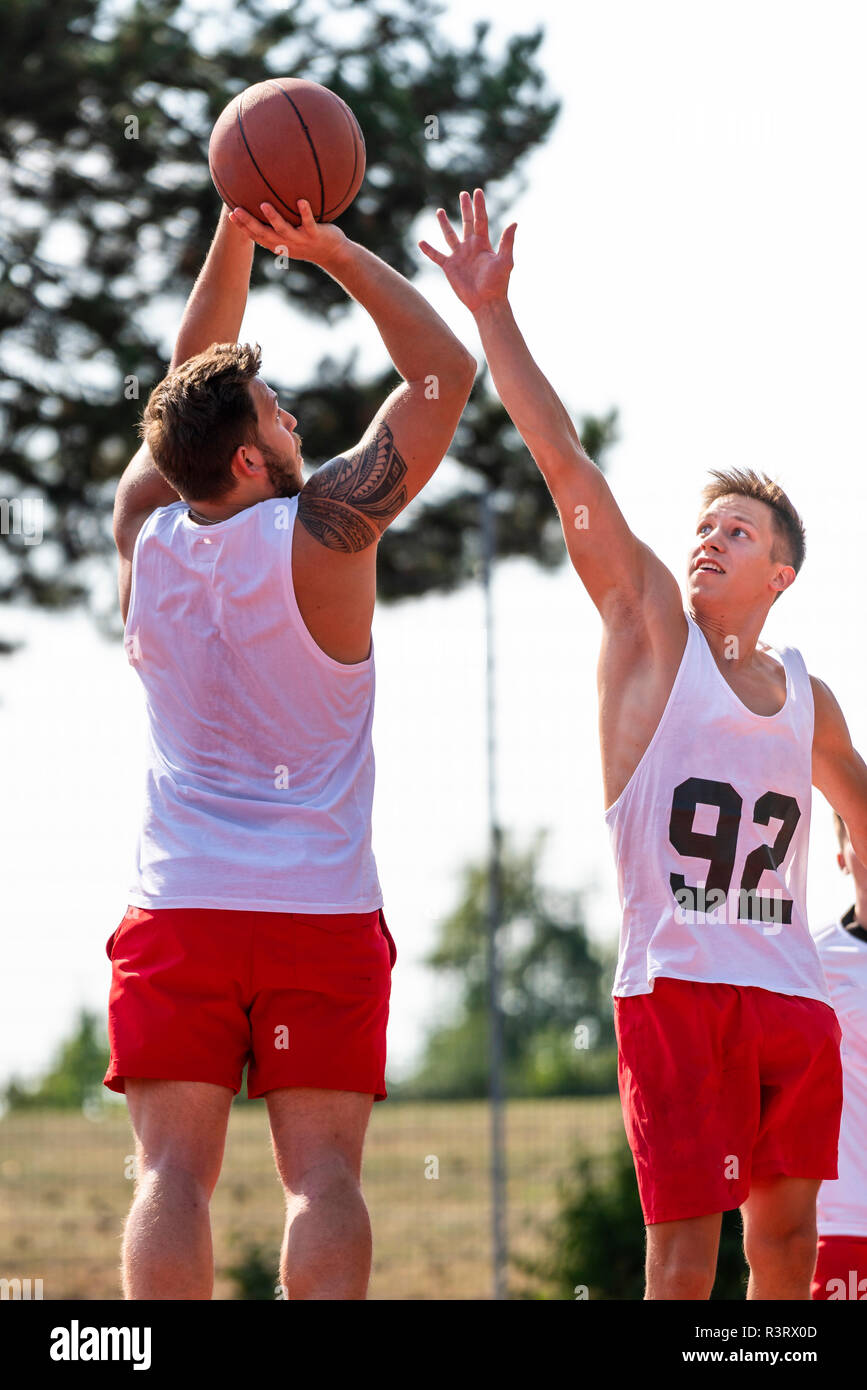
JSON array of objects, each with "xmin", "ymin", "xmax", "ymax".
[{"xmin": 689, "ymin": 605, "xmax": 771, "ymax": 669}]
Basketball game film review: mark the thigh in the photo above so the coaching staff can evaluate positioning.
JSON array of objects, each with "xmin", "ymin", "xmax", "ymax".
[
  {"xmin": 105, "ymin": 906, "xmax": 253, "ymax": 1096},
  {"xmin": 752, "ymin": 992, "xmax": 842, "ymax": 1180},
  {"xmin": 125, "ymin": 1079, "xmax": 234, "ymax": 1193},
  {"xmin": 616, "ymin": 979, "xmax": 759, "ymax": 1223},
  {"xmin": 265, "ymin": 1088, "xmax": 374, "ymax": 1190},
  {"xmin": 248, "ymin": 909, "xmax": 395, "ymax": 1102}
]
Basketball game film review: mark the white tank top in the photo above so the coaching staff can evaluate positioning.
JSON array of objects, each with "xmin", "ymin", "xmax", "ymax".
[
  {"xmin": 815, "ymin": 916, "xmax": 867, "ymax": 1237},
  {"xmin": 123, "ymin": 497, "xmax": 383, "ymax": 913},
  {"xmin": 606, "ymin": 611, "xmax": 830, "ymax": 1004}
]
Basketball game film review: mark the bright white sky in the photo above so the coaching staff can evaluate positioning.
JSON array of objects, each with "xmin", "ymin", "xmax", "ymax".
[{"xmin": 3, "ymin": 0, "xmax": 867, "ymax": 1089}]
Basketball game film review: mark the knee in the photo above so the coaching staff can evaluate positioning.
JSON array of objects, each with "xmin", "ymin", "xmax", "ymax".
[
  {"xmin": 648, "ymin": 1257, "xmax": 715, "ymax": 1300},
  {"xmin": 136, "ymin": 1158, "xmax": 216, "ymax": 1207},
  {"xmin": 745, "ymin": 1226, "xmax": 817, "ymax": 1276},
  {"xmin": 281, "ymin": 1153, "xmax": 366, "ymax": 1217}
]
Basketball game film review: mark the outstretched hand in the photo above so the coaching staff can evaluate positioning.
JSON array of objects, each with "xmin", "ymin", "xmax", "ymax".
[
  {"xmin": 229, "ymin": 199, "xmax": 348, "ymax": 268},
  {"xmin": 418, "ymin": 189, "xmax": 516, "ymax": 313}
]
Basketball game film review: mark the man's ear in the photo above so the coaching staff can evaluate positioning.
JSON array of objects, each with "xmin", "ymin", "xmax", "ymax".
[
  {"xmin": 838, "ymin": 850, "xmax": 848, "ymax": 873},
  {"xmin": 230, "ymin": 442, "xmax": 262, "ymax": 482},
  {"xmin": 770, "ymin": 563, "xmax": 796, "ymax": 600}
]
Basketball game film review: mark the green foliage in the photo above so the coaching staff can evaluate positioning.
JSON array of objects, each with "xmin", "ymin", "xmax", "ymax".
[
  {"xmin": 0, "ymin": 0, "xmax": 592, "ymax": 630},
  {"xmin": 528, "ymin": 1138, "xmax": 749, "ymax": 1300},
  {"xmin": 376, "ymin": 382, "xmax": 618, "ymax": 602},
  {"xmin": 3, "ymin": 1009, "xmax": 110, "ymax": 1111},
  {"xmin": 519, "ymin": 1031, "xmax": 618, "ymax": 1097},
  {"xmin": 225, "ymin": 1236, "xmax": 282, "ymax": 1300},
  {"xmin": 399, "ymin": 833, "xmax": 618, "ymax": 1098}
]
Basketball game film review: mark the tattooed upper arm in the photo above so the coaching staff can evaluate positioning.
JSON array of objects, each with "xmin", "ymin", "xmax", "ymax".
[{"xmin": 297, "ymin": 422, "xmax": 408, "ymax": 552}]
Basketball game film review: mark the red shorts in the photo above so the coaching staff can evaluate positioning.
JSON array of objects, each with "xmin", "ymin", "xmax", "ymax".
[
  {"xmin": 811, "ymin": 1236, "xmax": 867, "ymax": 1300},
  {"xmin": 103, "ymin": 904, "xmax": 397, "ymax": 1101},
  {"xmin": 614, "ymin": 977, "xmax": 842, "ymax": 1224}
]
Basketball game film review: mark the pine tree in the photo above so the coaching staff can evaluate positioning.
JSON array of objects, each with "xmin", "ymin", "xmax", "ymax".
[{"xmin": 0, "ymin": 0, "xmax": 608, "ymax": 637}]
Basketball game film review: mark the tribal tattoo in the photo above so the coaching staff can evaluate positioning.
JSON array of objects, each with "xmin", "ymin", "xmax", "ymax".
[{"xmin": 297, "ymin": 423, "xmax": 408, "ymax": 552}]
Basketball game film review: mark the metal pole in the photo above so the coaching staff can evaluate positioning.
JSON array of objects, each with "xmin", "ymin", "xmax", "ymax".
[{"xmin": 481, "ymin": 488, "xmax": 507, "ymax": 1300}]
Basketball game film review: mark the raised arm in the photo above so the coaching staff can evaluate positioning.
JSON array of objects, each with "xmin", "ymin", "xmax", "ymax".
[
  {"xmin": 229, "ymin": 199, "xmax": 477, "ymax": 549},
  {"xmin": 113, "ymin": 209, "xmax": 255, "ymax": 600},
  {"xmin": 420, "ymin": 189, "xmax": 680, "ymax": 627},
  {"xmin": 222, "ymin": 198, "xmax": 475, "ymax": 663},
  {"xmin": 168, "ymin": 208, "xmax": 255, "ymax": 373}
]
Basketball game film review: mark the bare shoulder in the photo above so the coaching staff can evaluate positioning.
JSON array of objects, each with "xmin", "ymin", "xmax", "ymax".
[
  {"xmin": 113, "ymin": 493, "xmax": 156, "ymax": 563},
  {"xmin": 810, "ymin": 672, "xmax": 837, "ymax": 707},
  {"xmin": 598, "ymin": 553, "xmax": 689, "ymax": 809},
  {"xmin": 809, "ymin": 674, "xmax": 849, "ymax": 749},
  {"xmin": 808, "ymin": 674, "xmax": 867, "ymax": 857},
  {"xmin": 113, "ymin": 443, "xmax": 179, "ymax": 553},
  {"xmin": 296, "ymin": 421, "xmax": 408, "ymax": 554},
  {"xmin": 291, "ymin": 429, "xmax": 408, "ymax": 665},
  {"xmin": 598, "ymin": 570, "xmax": 688, "ymax": 716},
  {"xmin": 600, "ymin": 539, "xmax": 686, "ymax": 659},
  {"xmin": 113, "ymin": 497, "xmax": 161, "ymax": 626}
]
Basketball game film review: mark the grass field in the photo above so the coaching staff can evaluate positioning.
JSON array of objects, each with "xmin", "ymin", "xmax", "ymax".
[{"xmin": 0, "ymin": 1095, "xmax": 624, "ymax": 1300}]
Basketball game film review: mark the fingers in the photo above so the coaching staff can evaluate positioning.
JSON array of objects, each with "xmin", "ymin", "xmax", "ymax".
[
  {"xmin": 258, "ymin": 201, "xmax": 293, "ymax": 234},
  {"xmin": 472, "ymin": 188, "xmax": 488, "ymax": 240},
  {"xmin": 418, "ymin": 239, "xmax": 447, "ymax": 268},
  {"xmin": 229, "ymin": 205, "xmax": 268, "ymax": 234},
  {"xmin": 460, "ymin": 190, "xmax": 473, "ymax": 241},
  {"xmin": 424, "ymin": 189, "xmax": 503, "ymax": 264},
  {"xmin": 229, "ymin": 199, "xmax": 318, "ymax": 251},
  {"xmin": 228, "ymin": 203, "xmax": 290, "ymax": 248},
  {"xmin": 295, "ymin": 198, "xmax": 317, "ymax": 231},
  {"xmin": 436, "ymin": 207, "xmax": 460, "ymax": 250},
  {"xmin": 497, "ymin": 221, "xmax": 517, "ymax": 263}
]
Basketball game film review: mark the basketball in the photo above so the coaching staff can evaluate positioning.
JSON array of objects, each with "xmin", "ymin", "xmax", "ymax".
[{"xmin": 208, "ymin": 78, "xmax": 365, "ymax": 225}]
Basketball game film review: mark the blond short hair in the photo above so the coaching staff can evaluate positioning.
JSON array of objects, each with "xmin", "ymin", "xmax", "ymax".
[{"xmin": 699, "ymin": 468, "xmax": 806, "ymax": 603}]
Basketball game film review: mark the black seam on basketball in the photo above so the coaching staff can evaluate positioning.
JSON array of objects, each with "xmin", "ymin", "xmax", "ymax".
[
  {"xmin": 235, "ymin": 92, "xmax": 301, "ymax": 222},
  {"xmin": 321, "ymin": 99, "xmax": 358, "ymax": 217},
  {"xmin": 322, "ymin": 98, "xmax": 363, "ymax": 218},
  {"xmin": 210, "ymin": 165, "xmax": 239, "ymax": 214},
  {"xmin": 270, "ymin": 81, "xmax": 326, "ymax": 220}
]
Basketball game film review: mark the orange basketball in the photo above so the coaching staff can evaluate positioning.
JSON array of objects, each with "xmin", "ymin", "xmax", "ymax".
[{"xmin": 209, "ymin": 78, "xmax": 365, "ymax": 225}]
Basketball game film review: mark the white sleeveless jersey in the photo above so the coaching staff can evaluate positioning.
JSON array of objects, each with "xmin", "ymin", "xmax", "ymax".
[
  {"xmin": 122, "ymin": 496, "xmax": 383, "ymax": 913},
  {"xmin": 606, "ymin": 611, "xmax": 830, "ymax": 1004},
  {"xmin": 815, "ymin": 916, "xmax": 867, "ymax": 1236}
]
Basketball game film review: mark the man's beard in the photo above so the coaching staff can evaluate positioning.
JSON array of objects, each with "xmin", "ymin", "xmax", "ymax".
[{"xmin": 260, "ymin": 437, "xmax": 302, "ymax": 498}]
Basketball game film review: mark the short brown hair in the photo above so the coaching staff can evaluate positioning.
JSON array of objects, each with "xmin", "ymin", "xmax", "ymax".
[
  {"xmin": 833, "ymin": 811, "xmax": 848, "ymax": 851},
  {"xmin": 699, "ymin": 467, "xmax": 806, "ymax": 602},
  {"xmin": 139, "ymin": 342, "xmax": 263, "ymax": 501}
]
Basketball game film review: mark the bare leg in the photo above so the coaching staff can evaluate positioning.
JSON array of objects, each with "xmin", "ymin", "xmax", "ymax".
[
  {"xmin": 121, "ymin": 1079, "xmax": 234, "ymax": 1300},
  {"xmin": 645, "ymin": 1212, "xmax": 722, "ymax": 1299},
  {"xmin": 266, "ymin": 1087, "xmax": 374, "ymax": 1300},
  {"xmin": 741, "ymin": 1176, "xmax": 820, "ymax": 1299}
]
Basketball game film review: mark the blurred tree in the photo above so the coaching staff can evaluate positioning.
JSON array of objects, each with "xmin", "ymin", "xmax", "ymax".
[
  {"xmin": 0, "ymin": 0, "xmax": 620, "ymax": 638},
  {"xmin": 225, "ymin": 1236, "xmax": 282, "ymax": 1300},
  {"xmin": 526, "ymin": 1137, "xmax": 749, "ymax": 1301},
  {"xmin": 399, "ymin": 833, "xmax": 619, "ymax": 1098},
  {"xmin": 2, "ymin": 1008, "xmax": 110, "ymax": 1110}
]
